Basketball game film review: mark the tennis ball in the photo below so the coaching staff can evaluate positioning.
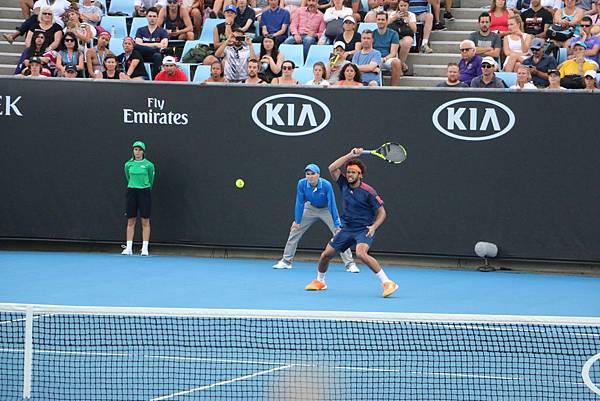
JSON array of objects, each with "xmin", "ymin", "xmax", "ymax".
[{"xmin": 235, "ymin": 178, "xmax": 245, "ymax": 189}]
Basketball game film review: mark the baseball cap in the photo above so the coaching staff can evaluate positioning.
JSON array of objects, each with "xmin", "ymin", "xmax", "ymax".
[
  {"xmin": 547, "ymin": 68, "xmax": 559, "ymax": 76},
  {"xmin": 529, "ymin": 38, "xmax": 545, "ymax": 50},
  {"xmin": 223, "ymin": 4, "xmax": 237, "ymax": 13},
  {"xmin": 162, "ymin": 55, "xmax": 177, "ymax": 65},
  {"xmin": 98, "ymin": 30, "xmax": 111, "ymax": 39},
  {"xmin": 481, "ymin": 56, "xmax": 497, "ymax": 68},
  {"xmin": 29, "ymin": 56, "xmax": 42, "ymax": 64},
  {"xmin": 573, "ymin": 41, "xmax": 587, "ymax": 49},
  {"xmin": 333, "ymin": 41, "xmax": 346, "ymax": 50},
  {"xmin": 132, "ymin": 140, "xmax": 146, "ymax": 150},
  {"xmin": 304, "ymin": 163, "xmax": 320, "ymax": 174},
  {"xmin": 343, "ymin": 15, "xmax": 356, "ymax": 23},
  {"xmin": 65, "ymin": 65, "xmax": 77, "ymax": 73},
  {"xmin": 584, "ymin": 70, "xmax": 597, "ymax": 79}
]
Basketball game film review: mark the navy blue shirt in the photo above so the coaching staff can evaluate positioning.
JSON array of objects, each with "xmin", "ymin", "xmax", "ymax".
[
  {"xmin": 294, "ymin": 178, "xmax": 342, "ymax": 227},
  {"xmin": 337, "ymin": 174, "xmax": 383, "ymax": 229},
  {"xmin": 135, "ymin": 26, "xmax": 169, "ymax": 44},
  {"xmin": 522, "ymin": 54, "xmax": 557, "ymax": 86},
  {"xmin": 260, "ymin": 7, "xmax": 290, "ymax": 35}
]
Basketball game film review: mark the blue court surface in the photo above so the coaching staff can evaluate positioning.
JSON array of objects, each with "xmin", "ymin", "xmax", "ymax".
[{"xmin": 1, "ymin": 250, "xmax": 600, "ymax": 401}]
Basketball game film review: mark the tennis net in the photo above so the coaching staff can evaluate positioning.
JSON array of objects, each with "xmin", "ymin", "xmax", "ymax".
[{"xmin": 1, "ymin": 303, "xmax": 599, "ymax": 401}]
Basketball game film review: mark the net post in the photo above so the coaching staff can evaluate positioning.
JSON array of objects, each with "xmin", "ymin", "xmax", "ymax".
[{"xmin": 22, "ymin": 305, "xmax": 33, "ymax": 400}]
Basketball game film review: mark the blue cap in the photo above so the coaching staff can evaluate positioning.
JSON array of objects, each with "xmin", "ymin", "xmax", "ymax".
[
  {"xmin": 573, "ymin": 41, "xmax": 587, "ymax": 49},
  {"xmin": 223, "ymin": 4, "xmax": 237, "ymax": 13},
  {"xmin": 304, "ymin": 163, "xmax": 320, "ymax": 174}
]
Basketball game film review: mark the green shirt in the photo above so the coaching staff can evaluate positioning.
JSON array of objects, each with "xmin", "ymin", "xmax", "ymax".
[{"xmin": 124, "ymin": 158, "xmax": 155, "ymax": 189}]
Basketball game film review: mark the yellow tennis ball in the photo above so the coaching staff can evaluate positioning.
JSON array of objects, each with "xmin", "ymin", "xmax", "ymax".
[{"xmin": 235, "ymin": 179, "xmax": 245, "ymax": 189}]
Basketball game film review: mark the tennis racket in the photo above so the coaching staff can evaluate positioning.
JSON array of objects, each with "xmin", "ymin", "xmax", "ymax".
[{"xmin": 362, "ymin": 142, "xmax": 407, "ymax": 164}]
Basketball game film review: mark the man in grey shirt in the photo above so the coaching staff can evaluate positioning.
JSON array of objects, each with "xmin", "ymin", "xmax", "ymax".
[
  {"xmin": 470, "ymin": 56, "xmax": 508, "ymax": 88},
  {"xmin": 468, "ymin": 12, "xmax": 501, "ymax": 61}
]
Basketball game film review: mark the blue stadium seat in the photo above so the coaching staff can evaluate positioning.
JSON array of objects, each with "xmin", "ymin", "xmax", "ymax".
[
  {"xmin": 144, "ymin": 62, "xmax": 153, "ymax": 79},
  {"xmin": 293, "ymin": 67, "xmax": 315, "ymax": 84},
  {"xmin": 357, "ymin": 22, "xmax": 377, "ymax": 33},
  {"xmin": 252, "ymin": 42, "xmax": 261, "ymax": 54},
  {"xmin": 304, "ymin": 45, "xmax": 333, "ymax": 68},
  {"xmin": 496, "ymin": 72, "xmax": 516, "ymax": 87},
  {"xmin": 359, "ymin": 0, "xmax": 369, "ymax": 12},
  {"xmin": 181, "ymin": 39, "xmax": 202, "ymax": 62},
  {"xmin": 108, "ymin": 38, "xmax": 124, "ymax": 55},
  {"xmin": 99, "ymin": 16, "xmax": 128, "ymax": 39},
  {"xmin": 193, "ymin": 65, "xmax": 211, "ymax": 82},
  {"xmin": 557, "ymin": 48, "xmax": 567, "ymax": 65},
  {"xmin": 199, "ymin": 19, "xmax": 225, "ymax": 45},
  {"xmin": 279, "ymin": 44, "xmax": 304, "ymax": 67},
  {"xmin": 107, "ymin": 0, "xmax": 133, "ymax": 16},
  {"xmin": 129, "ymin": 17, "xmax": 148, "ymax": 37},
  {"xmin": 176, "ymin": 63, "xmax": 191, "ymax": 80},
  {"xmin": 81, "ymin": 0, "xmax": 107, "ymax": 15}
]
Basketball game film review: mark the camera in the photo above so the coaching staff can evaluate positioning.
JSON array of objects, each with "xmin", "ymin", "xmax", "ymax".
[{"xmin": 235, "ymin": 36, "xmax": 245, "ymax": 41}]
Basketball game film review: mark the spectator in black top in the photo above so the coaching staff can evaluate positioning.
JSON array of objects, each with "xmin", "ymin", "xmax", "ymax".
[
  {"xmin": 23, "ymin": 6, "xmax": 63, "ymax": 51},
  {"xmin": 119, "ymin": 37, "xmax": 149, "ymax": 80},
  {"xmin": 521, "ymin": 37, "xmax": 556, "ymax": 86},
  {"xmin": 521, "ymin": 0, "xmax": 552, "ymax": 38},
  {"xmin": 213, "ymin": 4, "xmax": 240, "ymax": 49},
  {"xmin": 235, "ymin": 0, "xmax": 256, "ymax": 37},
  {"xmin": 15, "ymin": 29, "xmax": 47, "ymax": 74},
  {"xmin": 134, "ymin": 7, "xmax": 168, "ymax": 77},
  {"xmin": 158, "ymin": 0, "xmax": 194, "ymax": 40},
  {"xmin": 334, "ymin": 15, "xmax": 362, "ymax": 61}
]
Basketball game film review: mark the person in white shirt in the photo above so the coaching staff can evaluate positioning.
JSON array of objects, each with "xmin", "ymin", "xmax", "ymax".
[
  {"xmin": 510, "ymin": 64, "xmax": 537, "ymax": 89},
  {"xmin": 306, "ymin": 61, "xmax": 331, "ymax": 85}
]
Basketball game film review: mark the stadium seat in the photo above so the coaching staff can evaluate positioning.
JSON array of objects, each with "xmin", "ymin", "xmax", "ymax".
[
  {"xmin": 252, "ymin": 43, "xmax": 261, "ymax": 54},
  {"xmin": 557, "ymin": 48, "xmax": 567, "ymax": 65},
  {"xmin": 144, "ymin": 62, "xmax": 153, "ymax": 79},
  {"xmin": 199, "ymin": 19, "xmax": 225, "ymax": 45},
  {"xmin": 304, "ymin": 45, "xmax": 333, "ymax": 68},
  {"xmin": 108, "ymin": 38, "xmax": 124, "ymax": 55},
  {"xmin": 359, "ymin": 0, "xmax": 368, "ymax": 12},
  {"xmin": 181, "ymin": 39, "xmax": 202, "ymax": 62},
  {"xmin": 176, "ymin": 63, "xmax": 191, "ymax": 80},
  {"xmin": 357, "ymin": 23, "xmax": 377, "ymax": 33},
  {"xmin": 496, "ymin": 72, "xmax": 516, "ymax": 87},
  {"xmin": 193, "ymin": 65, "xmax": 211, "ymax": 82},
  {"xmin": 107, "ymin": 0, "xmax": 133, "ymax": 16},
  {"xmin": 293, "ymin": 67, "xmax": 315, "ymax": 84},
  {"xmin": 129, "ymin": 17, "xmax": 148, "ymax": 37},
  {"xmin": 279, "ymin": 44, "xmax": 304, "ymax": 67},
  {"xmin": 82, "ymin": 0, "xmax": 107, "ymax": 15},
  {"xmin": 99, "ymin": 16, "xmax": 128, "ymax": 39}
]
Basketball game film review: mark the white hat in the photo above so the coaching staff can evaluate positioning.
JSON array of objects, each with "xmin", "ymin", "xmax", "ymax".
[
  {"xmin": 343, "ymin": 15, "xmax": 356, "ymax": 23},
  {"xmin": 584, "ymin": 70, "xmax": 597, "ymax": 79},
  {"xmin": 333, "ymin": 41, "xmax": 346, "ymax": 50},
  {"xmin": 162, "ymin": 56, "xmax": 177, "ymax": 65},
  {"xmin": 481, "ymin": 56, "xmax": 498, "ymax": 69}
]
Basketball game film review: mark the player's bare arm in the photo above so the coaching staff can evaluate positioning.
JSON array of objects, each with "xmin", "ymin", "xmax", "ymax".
[
  {"xmin": 328, "ymin": 147, "xmax": 364, "ymax": 181},
  {"xmin": 366, "ymin": 206, "xmax": 386, "ymax": 237}
]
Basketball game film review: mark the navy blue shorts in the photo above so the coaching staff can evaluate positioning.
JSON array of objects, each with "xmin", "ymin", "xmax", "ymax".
[{"xmin": 329, "ymin": 227, "xmax": 375, "ymax": 252}]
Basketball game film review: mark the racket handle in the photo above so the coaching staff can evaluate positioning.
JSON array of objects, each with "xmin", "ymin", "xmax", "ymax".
[{"xmin": 361, "ymin": 150, "xmax": 370, "ymax": 155}]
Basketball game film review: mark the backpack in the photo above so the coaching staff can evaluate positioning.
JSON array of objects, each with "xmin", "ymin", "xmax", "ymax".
[{"xmin": 182, "ymin": 44, "xmax": 214, "ymax": 63}]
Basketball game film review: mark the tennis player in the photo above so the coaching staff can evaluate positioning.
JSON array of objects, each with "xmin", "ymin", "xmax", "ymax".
[
  {"xmin": 121, "ymin": 141, "xmax": 155, "ymax": 256},
  {"xmin": 273, "ymin": 163, "xmax": 359, "ymax": 273},
  {"xmin": 305, "ymin": 148, "xmax": 399, "ymax": 297}
]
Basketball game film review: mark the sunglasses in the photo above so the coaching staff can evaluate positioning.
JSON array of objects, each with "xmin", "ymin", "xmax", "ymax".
[
  {"xmin": 581, "ymin": 24, "xmax": 592, "ymax": 27},
  {"xmin": 282, "ymin": 65, "xmax": 293, "ymax": 70},
  {"xmin": 460, "ymin": 48, "xmax": 473, "ymax": 52},
  {"xmin": 481, "ymin": 63, "xmax": 493, "ymax": 68},
  {"xmin": 64, "ymin": 38, "xmax": 75, "ymax": 42},
  {"xmin": 42, "ymin": 12, "xmax": 53, "ymax": 15}
]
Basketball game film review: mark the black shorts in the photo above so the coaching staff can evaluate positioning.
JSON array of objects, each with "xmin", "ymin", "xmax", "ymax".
[{"xmin": 125, "ymin": 188, "xmax": 151, "ymax": 218}]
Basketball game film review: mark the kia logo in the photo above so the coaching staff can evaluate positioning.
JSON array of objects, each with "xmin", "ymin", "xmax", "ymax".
[
  {"xmin": 432, "ymin": 97, "xmax": 515, "ymax": 141},
  {"xmin": 251, "ymin": 93, "xmax": 331, "ymax": 136}
]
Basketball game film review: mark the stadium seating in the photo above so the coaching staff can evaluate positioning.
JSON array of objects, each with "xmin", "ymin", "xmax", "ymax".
[
  {"xmin": 279, "ymin": 44, "xmax": 304, "ymax": 67},
  {"xmin": 199, "ymin": 19, "xmax": 225, "ymax": 45},
  {"xmin": 177, "ymin": 63, "xmax": 191, "ymax": 80},
  {"xmin": 293, "ymin": 67, "xmax": 315, "ymax": 84},
  {"xmin": 144, "ymin": 63, "xmax": 153, "ymax": 79},
  {"xmin": 557, "ymin": 48, "xmax": 567, "ymax": 65},
  {"xmin": 304, "ymin": 45, "xmax": 333, "ymax": 68},
  {"xmin": 193, "ymin": 65, "xmax": 211, "ymax": 82},
  {"xmin": 359, "ymin": 0, "xmax": 368, "ymax": 12},
  {"xmin": 107, "ymin": 0, "xmax": 133, "ymax": 16},
  {"xmin": 496, "ymin": 72, "xmax": 516, "ymax": 87},
  {"xmin": 181, "ymin": 40, "xmax": 202, "ymax": 62},
  {"xmin": 99, "ymin": 16, "xmax": 128, "ymax": 39},
  {"xmin": 129, "ymin": 17, "xmax": 148, "ymax": 37},
  {"xmin": 252, "ymin": 43, "xmax": 261, "ymax": 54},
  {"xmin": 108, "ymin": 38, "xmax": 124, "ymax": 55},
  {"xmin": 357, "ymin": 23, "xmax": 377, "ymax": 33}
]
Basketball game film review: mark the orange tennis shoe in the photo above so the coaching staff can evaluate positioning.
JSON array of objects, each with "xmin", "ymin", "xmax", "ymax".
[
  {"xmin": 382, "ymin": 281, "xmax": 399, "ymax": 298},
  {"xmin": 305, "ymin": 279, "xmax": 327, "ymax": 291}
]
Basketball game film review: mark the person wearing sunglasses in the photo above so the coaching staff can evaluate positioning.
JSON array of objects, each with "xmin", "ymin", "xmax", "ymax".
[
  {"xmin": 158, "ymin": 0, "xmax": 195, "ymax": 40},
  {"xmin": 56, "ymin": 32, "xmax": 84, "ymax": 76},
  {"xmin": 3, "ymin": 0, "xmax": 69, "ymax": 45},
  {"xmin": 15, "ymin": 30, "xmax": 48, "ymax": 75},
  {"xmin": 470, "ymin": 56, "xmax": 508, "ymax": 88},
  {"xmin": 271, "ymin": 60, "xmax": 300, "ymax": 84},
  {"xmin": 567, "ymin": 16, "xmax": 600, "ymax": 63},
  {"xmin": 457, "ymin": 39, "xmax": 482, "ymax": 85},
  {"xmin": 20, "ymin": 6, "xmax": 63, "ymax": 51}
]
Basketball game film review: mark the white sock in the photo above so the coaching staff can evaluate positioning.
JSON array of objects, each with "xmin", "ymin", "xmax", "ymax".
[
  {"xmin": 142, "ymin": 241, "xmax": 149, "ymax": 251},
  {"xmin": 376, "ymin": 270, "xmax": 390, "ymax": 284},
  {"xmin": 317, "ymin": 272, "xmax": 326, "ymax": 282},
  {"xmin": 126, "ymin": 240, "xmax": 133, "ymax": 251},
  {"xmin": 422, "ymin": 39, "xmax": 429, "ymax": 45}
]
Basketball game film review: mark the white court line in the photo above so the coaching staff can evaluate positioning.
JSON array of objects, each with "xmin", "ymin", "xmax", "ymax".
[
  {"xmin": 148, "ymin": 364, "xmax": 295, "ymax": 401},
  {"xmin": 0, "ymin": 314, "xmax": 53, "ymax": 325}
]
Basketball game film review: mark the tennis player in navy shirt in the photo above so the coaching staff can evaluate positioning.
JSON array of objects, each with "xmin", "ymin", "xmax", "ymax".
[{"xmin": 305, "ymin": 148, "xmax": 399, "ymax": 297}]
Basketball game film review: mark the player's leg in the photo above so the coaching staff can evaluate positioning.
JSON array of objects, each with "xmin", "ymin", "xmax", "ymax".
[
  {"xmin": 275, "ymin": 205, "xmax": 317, "ymax": 268},
  {"xmin": 318, "ymin": 211, "xmax": 358, "ymax": 273},
  {"xmin": 305, "ymin": 230, "xmax": 353, "ymax": 290},
  {"xmin": 354, "ymin": 231, "xmax": 398, "ymax": 297}
]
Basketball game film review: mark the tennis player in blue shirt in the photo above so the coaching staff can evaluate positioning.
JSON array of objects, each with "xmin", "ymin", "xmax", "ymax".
[
  {"xmin": 305, "ymin": 148, "xmax": 399, "ymax": 297},
  {"xmin": 273, "ymin": 164, "xmax": 359, "ymax": 272}
]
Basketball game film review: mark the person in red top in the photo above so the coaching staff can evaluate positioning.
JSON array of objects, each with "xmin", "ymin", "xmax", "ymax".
[{"xmin": 153, "ymin": 56, "xmax": 188, "ymax": 81}]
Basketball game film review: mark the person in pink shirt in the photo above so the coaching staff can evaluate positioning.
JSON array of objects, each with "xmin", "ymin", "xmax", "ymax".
[
  {"xmin": 153, "ymin": 56, "xmax": 188, "ymax": 81},
  {"xmin": 283, "ymin": 0, "xmax": 325, "ymax": 58}
]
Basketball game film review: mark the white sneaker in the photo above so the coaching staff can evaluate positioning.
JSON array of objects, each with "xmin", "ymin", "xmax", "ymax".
[
  {"xmin": 345, "ymin": 263, "xmax": 360, "ymax": 273},
  {"xmin": 121, "ymin": 248, "xmax": 133, "ymax": 255},
  {"xmin": 273, "ymin": 260, "xmax": 292, "ymax": 269},
  {"xmin": 140, "ymin": 249, "xmax": 149, "ymax": 256}
]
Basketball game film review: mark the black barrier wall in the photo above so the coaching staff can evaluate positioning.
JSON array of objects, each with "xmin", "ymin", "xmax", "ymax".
[{"xmin": 1, "ymin": 77, "xmax": 599, "ymax": 262}]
